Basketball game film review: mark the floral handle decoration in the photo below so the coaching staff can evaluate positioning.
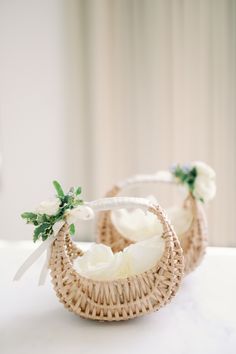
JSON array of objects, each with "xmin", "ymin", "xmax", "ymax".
[
  {"xmin": 15, "ymin": 181, "xmax": 94, "ymax": 285},
  {"xmin": 21, "ymin": 181, "xmax": 94, "ymax": 242},
  {"xmin": 171, "ymin": 161, "xmax": 216, "ymax": 203}
]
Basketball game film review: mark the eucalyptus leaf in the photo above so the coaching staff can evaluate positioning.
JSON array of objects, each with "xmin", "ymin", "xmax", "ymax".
[
  {"xmin": 69, "ymin": 223, "xmax": 75, "ymax": 235},
  {"xmin": 21, "ymin": 212, "xmax": 37, "ymax": 221},
  {"xmin": 75, "ymin": 186, "xmax": 82, "ymax": 195},
  {"xmin": 53, "ymin": 180, "xmax": 64, "ymax": 198},
  {"xmin": 33, "ymin": 222, "xmax": 51, "ymax": 242},
  {"xmin": 172, "ymin": 165, "xmax": 197, "ymax": 194}
]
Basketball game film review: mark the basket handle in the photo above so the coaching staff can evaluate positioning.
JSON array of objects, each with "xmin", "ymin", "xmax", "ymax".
[
  {"xmin": 86, "ymin": 196, "xmax": 172, "ymax": 234},
  {"xmin": 116, "ymin": 171, "xmax": 175, "ymax": 189},
  {"xmin": 86, "ymin": 197, "xmax": 152, "ymax": 212}
]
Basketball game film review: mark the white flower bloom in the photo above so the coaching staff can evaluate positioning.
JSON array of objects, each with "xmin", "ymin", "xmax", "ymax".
[
  {"xmin": 111, "ymin": 196, "xmax": 193, "ymax": 241},
  {"xmin": 192, "ymin": 161, "xmax": 215, "ymax": 179},
  {"xmin": 124, "ymin": 236, "xmax": 165, "ymax": 275},
  {"xmin": 111, "ymin": 207, "xmax": 161, "ymax": 241},
  {"xmin": 73, "ymin": 236, "xmax": 165, "ymax": 281},
  {"xmin": 193, "ymin": 175, "xmax": 216, "ymax": 202},
  {"xmin": 35, "ymin": 198, "xmax": 60, "ymax": 216},
  {"xmin": 74, "ymin": 244, "xmax": 124, "ymax": 280},
  {"xmin": 191, "ymin": 161, "xmax": 216, "ymax": 202},
  {"xmin": 65, "ymin": 205, "xmax": 94, "ymax": 224}
]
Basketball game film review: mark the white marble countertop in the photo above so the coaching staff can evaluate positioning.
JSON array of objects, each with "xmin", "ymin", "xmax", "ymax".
[{"xmin": 0, "ymin": 241, "xmax": 236, "ymax": 354}]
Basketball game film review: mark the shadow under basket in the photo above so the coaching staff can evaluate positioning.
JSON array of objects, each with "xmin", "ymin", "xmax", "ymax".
[
  {"xmin": 49, "ymin": 199, "xmax": 184, "ymax": 321},
  {"xmin": 97, "ymin": 184, "xmax": 208, "ymax": 275}
]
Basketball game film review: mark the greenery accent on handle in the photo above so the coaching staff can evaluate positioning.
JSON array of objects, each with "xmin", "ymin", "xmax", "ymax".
[
  {"xmin": 21, "ymin": 181, "xmax": 83, "ymax": 242},
  {"xmin": 171, "ymin": 161, "xmax": 216, "ymax": 203},
  {"xmin": 172, "ymin": 165, "xmax": 197, "ymax": 193}
]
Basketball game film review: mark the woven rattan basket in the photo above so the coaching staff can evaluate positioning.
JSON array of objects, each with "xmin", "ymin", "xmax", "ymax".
[
  {"xmin": 49, "ymin": 197, "xmax": 184, "ymax": 321},
  {"xmin": 97, "ymin": 174, "xmax": 208, "ymax": 275}
]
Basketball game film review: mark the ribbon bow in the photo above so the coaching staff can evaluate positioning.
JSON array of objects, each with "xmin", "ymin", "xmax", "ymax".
[{"xmin": 14, "ymin": 205, "xmax": 94, "ymax": 285}]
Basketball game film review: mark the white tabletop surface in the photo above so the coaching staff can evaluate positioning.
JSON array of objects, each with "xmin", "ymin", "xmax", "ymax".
[{"xmin": 0, "ymin": 241, "xmax": 236, "ymax": 354}]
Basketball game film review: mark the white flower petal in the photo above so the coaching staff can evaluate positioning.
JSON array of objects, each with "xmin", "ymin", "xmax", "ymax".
[
  {"xmin": 193, "ymin": 175, "xmax": 216, "ymax": 202},
  {"xmin": 111, "ymin": 195, "xmax": 193, "ymax": 241},
  {"xmin": 73, "ymin": 236, "xmax": 165, "ymax": 281},
  {"xmin": 124, "ymin": 236, "xmax": 165, "ymax": 275},
  {"xmin": 192, "ymin": 161, "xmax": 216, "ymax": 179},
  {"xmin": 35, "ymin": 198, "xmax": 60, "ymax": 216},
  {"xmin": 190, "ymin": 161, "xmax": 216, "ymax": 202},
  {"xmin": 111, "ymin": 196, "xmax": 163, "ymax": 242},
  {"xmin": 188, "ymin": 161, "xmax": 216, "ymax": 202}
]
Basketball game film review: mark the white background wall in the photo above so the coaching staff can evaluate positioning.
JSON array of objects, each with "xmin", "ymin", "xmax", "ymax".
[
  {"xmin": 0, "ymin": 0, "xmax": 68, "ymax": 240},
  {"xmin": 0, "ymin": 0, "xmax": 235, "ymax": 246}
]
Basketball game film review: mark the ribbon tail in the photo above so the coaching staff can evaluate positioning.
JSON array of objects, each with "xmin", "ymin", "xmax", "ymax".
[
  {"xmin": 38, "ymin": 246, "xmax": 51, "ymax": 286},
  {"xmin": 13, "ymin": 236, "xmax": 52, "ymax": 281},
  {"xmin": 13, "ymin": 221, "xmax": 65, "ymax": 283}
]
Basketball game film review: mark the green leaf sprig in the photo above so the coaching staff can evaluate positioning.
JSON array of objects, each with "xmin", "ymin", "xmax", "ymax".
[
  {"xmin": 172, "ymin": 164, "xmax": 198, "ymax": 196},
  {"xmin": 21, "ymin": 181, "xmax": 83, "ymax": 242}
]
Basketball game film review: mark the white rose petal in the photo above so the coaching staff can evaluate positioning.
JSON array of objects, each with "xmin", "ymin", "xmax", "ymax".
[
  {"xmin": 111, "ymin": 196, "xmax": 193, "ymax": 241},
  {"xmin": 73, "ymin": 236, "xmax": 165, "ymax": 281},
  {"xmin": 189, "ymin": 161, "xmax": 216, "ymax": 202},
  {"xmin": 193, "ymin": 175, "xmax": 216, "ymax": 202},
  {"xmin": 74, "ymin": 244, "xmax": 125, "ymax": 280},
  {"xmin": 192, "ymin": 161, "xmax": 216, "ymax": 179},
  {"xmin": 35, "ymin": 198, "xmax": 60, "ymax": 216},
  {"xmin": 111, "ymin": 208, "xmax": 161, "ymax": 241},
  {"xmin": 124, "ymin": 236, "xmax": 165, "ymax": 276}
]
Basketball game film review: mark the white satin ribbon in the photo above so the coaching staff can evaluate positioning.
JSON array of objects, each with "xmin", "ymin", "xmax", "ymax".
[
  {"xmin": 14, "ymin": 204, "xmax": 96, "ymax": 285},
  {"xmin": 13, "ymin": 220, "xmax": 65, "ymax": 286},
  {"xmin": 116, "ymin": 171, "xmax": 174, "ymax": 189}
]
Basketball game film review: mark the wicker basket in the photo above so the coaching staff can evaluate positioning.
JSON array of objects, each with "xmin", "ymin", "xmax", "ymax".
[
  {"xmin": 97, "ymin": 175, "xmax": 208, "ymax": 275},
  {"xmin": 49, "ymin": 197, "xmax": 184, "ymax": 321}
]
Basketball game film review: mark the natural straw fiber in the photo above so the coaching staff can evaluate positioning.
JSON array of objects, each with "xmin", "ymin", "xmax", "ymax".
[
  {"xmin": 49, "ymin": 199, "xmax": 184, "ymax": 321},
  {"xmin": 97, "ymin": 184, "xmax": 207, "ymax": 275}
]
